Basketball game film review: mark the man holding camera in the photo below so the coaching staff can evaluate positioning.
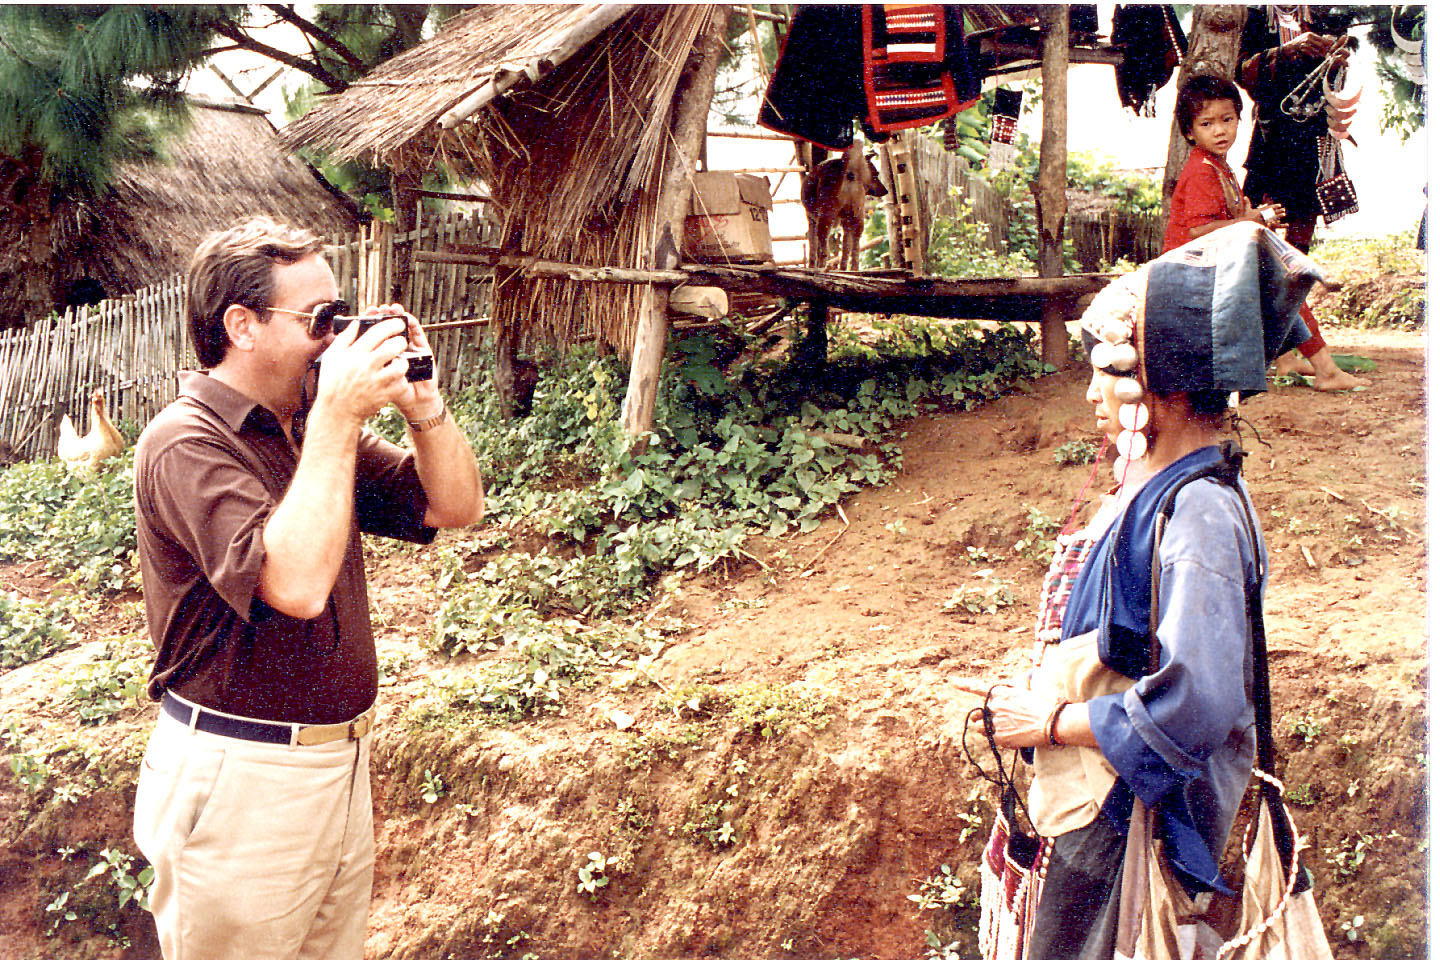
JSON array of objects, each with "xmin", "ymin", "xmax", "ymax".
[{"xmin": 132, "ymin": 216, "xmax": 483, "ymax": 959}]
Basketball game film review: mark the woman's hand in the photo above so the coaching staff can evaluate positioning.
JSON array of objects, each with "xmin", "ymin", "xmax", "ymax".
[
  {"xmin": 1282, "ymin": 32, "xmax": 1348, "ymax": 63},
  {"xmin": 951, "ymin": 678, "xmax": 1054, "ymax": 749}
]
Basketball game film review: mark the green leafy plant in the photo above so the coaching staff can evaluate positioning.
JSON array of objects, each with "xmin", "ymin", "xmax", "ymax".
[
  {"xmin": 0, "ymin": 589, "xmax": 79, "ymax": 670},
  {"xmin": 45, "ymin": 845, "xmax": 154, "ymax": 945},
  {"xmin": 909, "ymin": 863, "xmax": 967, "ymax": 912},
  {"xmin": 0, "ymin": 453, "xmax": 138, "ymax": 595},
  {"xmin": 576, "ymin": 851, "xmax": 619, "ymax": 899},
  {"xmin": 420, "ymin": 768, "xmax": 445, "ymax": 804},
  {"xmin": 1053, "ymin": 439, "xmax": 1099, "ymax": 467},
  {"xmin": 1014, "ymin": 506, "xmax": 1061, "ymax": 562},
  {"xmin": 941, "ymin": 576, "xmax": 1018, "ymax": 615},
  {"xmin": 64, "ymin": 642, "xmax": 147, "ymax": 725},
  {"xmin": 1288, "ymin": 714, "xmax": 1325, "ymax": 745}
]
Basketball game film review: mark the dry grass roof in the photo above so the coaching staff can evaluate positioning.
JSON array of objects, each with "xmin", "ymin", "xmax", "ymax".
[
  {"xmin": 279, "ymin": 4, "xmax": 633, "ymax": 169},
  {"xmin": 0, "ymin": 97, "xmax": 359, "ymax": 328}
]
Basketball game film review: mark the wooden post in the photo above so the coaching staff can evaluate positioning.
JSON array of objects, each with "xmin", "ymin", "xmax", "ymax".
[
  {"xmin": 621, "ymin": 8, "xmax": 728, "ymax": 437},
  {"xmin": 493, "ymin": 220, "xmax": 525, "ymax": 418},
  {"xmin": 1035, "ymin": 5, "xmax": 1070, "ymax": 371},
  {"xmin": 390, "ymin": 170, "xmax": 423, "ymax": 302},
  {"xmin": 1162, "ymin": 6, "xmax": 1248, "ymax": 209}
]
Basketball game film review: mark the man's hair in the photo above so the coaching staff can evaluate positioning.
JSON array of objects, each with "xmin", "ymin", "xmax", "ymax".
[
  {"xmin": 187, "ymin": 217, "xmax": 325, "ymax": 368},
  {"xmin": 1175, "ymin": 74, "xmax": 1244, "ymax": 144}
]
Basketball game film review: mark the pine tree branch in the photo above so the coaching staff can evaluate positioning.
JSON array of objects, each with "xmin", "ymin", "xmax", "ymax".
[
  {"xmin": 207, "ymin": 18, "xmax": 346, "ymax": 91},
  {"xmin": 260, "ymin": 4, "xmax": 366, "ymax": 74}
]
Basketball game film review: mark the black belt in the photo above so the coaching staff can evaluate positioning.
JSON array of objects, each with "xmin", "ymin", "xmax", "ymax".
[{"xmin": 161, "ymin": 691, "xmax": 375, "ymax": 746}]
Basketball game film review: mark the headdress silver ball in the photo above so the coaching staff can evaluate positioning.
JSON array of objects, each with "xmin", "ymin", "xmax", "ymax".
[{"xmin": 1114, "ymin": 377, "xmax": 1145, "ymax": 404}]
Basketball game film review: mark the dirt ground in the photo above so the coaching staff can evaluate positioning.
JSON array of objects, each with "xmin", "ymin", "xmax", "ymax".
[{"xmin": 0, "ymin": 313, "xmax": 1427, "ymax": 958}]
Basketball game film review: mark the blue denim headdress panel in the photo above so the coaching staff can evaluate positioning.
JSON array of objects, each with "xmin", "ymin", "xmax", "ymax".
[{"xmin": 1139, "ymin": 222, "xmax": 1318, "ymax": 399}]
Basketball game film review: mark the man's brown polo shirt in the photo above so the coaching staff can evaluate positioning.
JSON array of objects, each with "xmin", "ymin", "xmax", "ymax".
[{"xmin": 134, "ymin": 372, "xmax": 434, "ymax": 724}]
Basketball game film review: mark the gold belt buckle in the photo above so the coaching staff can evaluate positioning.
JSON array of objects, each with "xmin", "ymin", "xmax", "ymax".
[{"xmin": 348, "ymin": 708, "xmax": 374, "ymax": 740}]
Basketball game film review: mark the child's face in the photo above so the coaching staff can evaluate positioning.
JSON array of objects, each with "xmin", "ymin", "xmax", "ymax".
[{"xmin": 1189, "ymin": 98, "xmax": 1240, "ymax": 157}]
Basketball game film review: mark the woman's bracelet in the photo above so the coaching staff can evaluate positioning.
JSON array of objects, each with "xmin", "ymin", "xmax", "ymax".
[{"xmin": 1045, "ymin": 700, "xmax": 1069, "ymax": 746}]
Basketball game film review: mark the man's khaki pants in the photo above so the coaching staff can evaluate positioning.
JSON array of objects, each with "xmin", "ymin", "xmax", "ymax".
[{"xmin": 133, "ymin": 709, "xmax": 374, "ymax": 960}]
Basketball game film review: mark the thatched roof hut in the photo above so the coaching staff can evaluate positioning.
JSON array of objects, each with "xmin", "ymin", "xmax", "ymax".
[
  {"xmin": 0, "ymin": 96, "xmax": 360, "ymax": 328},
  {"xmin": 281, "ymin": 3, "xmax": 728, "ymax": 356}
]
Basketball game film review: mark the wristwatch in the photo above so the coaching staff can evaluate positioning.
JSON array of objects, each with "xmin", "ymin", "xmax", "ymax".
[{"xmin": 406, "ymin": 404, "xmax": 447, "ymax": 432}]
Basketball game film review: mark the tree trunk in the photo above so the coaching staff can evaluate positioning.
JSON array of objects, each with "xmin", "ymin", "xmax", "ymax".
[
  {"xmin": 621, "ymin": 8, "xmax": 728, "ymax": 437},
  {"xmin": 1035, "ymin": 5, "xmax": 1070, "ymax": 371},
  {"xmin": 0, "ymin": 148, "xmax": 58, "ymax": 329},
  {"xmin": 1162, "ymin": 6, "xmax": 1249, "ymax": 209}
]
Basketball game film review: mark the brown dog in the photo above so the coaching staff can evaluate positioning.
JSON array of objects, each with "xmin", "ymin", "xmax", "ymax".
[{"xmin": 801, "ymin": 142, "xmax": 887, "ymax": 270}]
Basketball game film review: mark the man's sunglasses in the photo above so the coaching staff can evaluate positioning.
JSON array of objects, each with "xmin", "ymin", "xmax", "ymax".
[{"xmin": 268, "ymin": 300, "xmax": 403, "ymax": 339}]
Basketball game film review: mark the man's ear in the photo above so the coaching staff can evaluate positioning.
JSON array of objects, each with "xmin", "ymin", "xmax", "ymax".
[{"xmin": 222, "ymin": 304, "xmax": 261, "ymax": 352}]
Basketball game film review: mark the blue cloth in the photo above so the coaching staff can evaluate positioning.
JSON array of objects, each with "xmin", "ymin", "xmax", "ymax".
[
  {"xmin": 1060, "ymin": 446, "xmax": 1263, "ymax": 894},
  {"xmin": 1143, "ymin": 223, "xmax": 1318, "ymax": 398}
]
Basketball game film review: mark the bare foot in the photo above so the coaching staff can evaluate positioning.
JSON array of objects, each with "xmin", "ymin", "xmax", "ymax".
[
  {"xmin": 1272, "ymin": 353, "xmax": 1315, "ymax": 376},
  {"xmin": 1313, "ymin": 368, "xmax": 1371, "ymax": 391}
]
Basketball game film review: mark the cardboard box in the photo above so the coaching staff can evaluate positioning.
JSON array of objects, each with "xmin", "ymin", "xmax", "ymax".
[{"xmin": 682, "ymin": 172, "xmax": 773, "ymax": 264}]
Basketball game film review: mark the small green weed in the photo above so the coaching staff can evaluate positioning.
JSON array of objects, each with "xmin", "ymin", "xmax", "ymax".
[
  {"xmin": 576, "ymin": 851, "xmax": 619, "ymax": 899},
  {"xmin": 909, "ymin": 863, "xmax": 967, "ymax": 912},
  {"xmin": 1014, "ymin": 506, "xmax": 1060, "ymax": 562},
  {"xmin": 1053, "ymin": 439, "xmax": 1099, "ymax": 467},
  {"xmin": 618, "ymin": 726, "xmax": 705, "ymax": 770},
  {"xmin": 941, "ymin": 574, "xmax": 1017, "ymax": 616},
  {"xmin": 680, "ymin": 797, "xmax": 737, "ymax": 850},
  {"xmin": 1339, "ymin": 915, "xmax": 1365, "ymax": 943},
  {"xmin": 1288, "ymin": 714, "xmax": 1325, "ymax": 745},
  {"xmin": 659, "ymin": 682, "xmax": 831, "ymax": 740},
  {"xmin": 420, "ymin": 769, "xmax": 445, "ymax": 804}
]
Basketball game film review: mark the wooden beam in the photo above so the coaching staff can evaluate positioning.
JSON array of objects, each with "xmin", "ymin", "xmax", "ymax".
[
  {"xmin": 412, "ymin": 248, "xmax": 1111, "ymax": 298},
  {"xmin": 987, "ymin": 40, "xmax": 1125, "ymax": 66},
  {"xmin": 1035, "ymin": 6, "xmax": 1070, "ymax": 371}
]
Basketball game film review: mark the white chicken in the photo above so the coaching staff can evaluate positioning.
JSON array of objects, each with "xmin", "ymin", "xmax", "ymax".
[{"xmin": 57, "ymin": 390, "xmax": 125, "ymax": 474}]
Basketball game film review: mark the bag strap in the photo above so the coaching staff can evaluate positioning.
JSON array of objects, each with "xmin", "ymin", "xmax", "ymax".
[{"xmin": 1145, "ymin": 441, "xmax": 1294, "ymax": 866}]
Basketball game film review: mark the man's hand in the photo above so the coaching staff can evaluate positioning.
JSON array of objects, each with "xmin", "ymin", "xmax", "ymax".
[{"xmin": 314, "ymin": 312, "xmax": 413, "ymax": 425}]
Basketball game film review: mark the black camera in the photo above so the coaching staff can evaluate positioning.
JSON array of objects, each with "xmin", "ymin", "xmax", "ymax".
[
  {"xmin": 337, "ymin": 314, "xmax": 434, "ymax": 382},
  {"xmin": 312, "ymin": 310, "xmax": 434, "ymax": 382}
]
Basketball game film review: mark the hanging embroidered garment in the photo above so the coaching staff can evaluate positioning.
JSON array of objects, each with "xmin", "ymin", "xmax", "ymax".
[
  {"xmin": 758, "ymin": 4, "xmax": 979, "ymax": 149},
  {"xmin": 1111, "ymin": 4, "xmax": 1188, "ymax": 116},
  {"xmin": 861, "ymin": 5, "xmax": 981, "ymax": 133}
]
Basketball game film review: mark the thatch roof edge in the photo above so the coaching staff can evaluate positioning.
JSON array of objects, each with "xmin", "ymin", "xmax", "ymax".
[{"xmin": 435, "ymin": 3, "xmax": 635, "ymax": 129}]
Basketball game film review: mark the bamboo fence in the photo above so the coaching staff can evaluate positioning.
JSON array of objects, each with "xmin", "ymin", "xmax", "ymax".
[
  {"xmin": 1068, "ymin": 208, "xmax": 1164, "ymax": 272},
  {"xmin": 2, "ymin": 208, "xmax": 500, "ymax": 463}
]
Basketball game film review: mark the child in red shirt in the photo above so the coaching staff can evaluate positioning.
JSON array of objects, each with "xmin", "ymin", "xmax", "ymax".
[
  {"xmin": 1165, "ymin": 75, "xmax": 1368, "ymax": 390},
  {"xmin": 1165, "ymin": 74, "xmax": 1278, "ymax": 251}
]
